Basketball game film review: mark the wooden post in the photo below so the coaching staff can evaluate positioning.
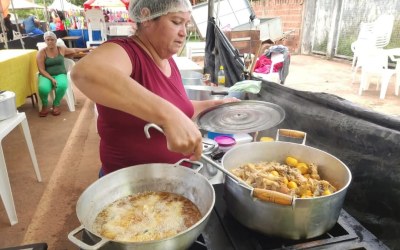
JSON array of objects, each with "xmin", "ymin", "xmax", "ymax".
[
  {"xmin": 300, "ymin": 0, "xmax": 316, "ymax": 55},
  {"xmin": 326, "ymin": 0, "xmax": 343, "ymax": 58}
]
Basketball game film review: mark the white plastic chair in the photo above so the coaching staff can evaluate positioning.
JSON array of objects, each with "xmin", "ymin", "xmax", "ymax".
[
  {"xmin": 351, "ymin": 14, "xmax": 395, "ymax": 83},
  {"xmin": 12, "ymin": 30, "xmax": 22, "ymax": 39},
  {"xmin": 351, "ymin": 21, "xmax": 375, "ymax": 71},
  {"xmin": 37, "ymin": 58, "xmax": 76, "ymax": 112},
  {"xmin": 86, "ymin": 12, "xmax": 107, "ymax": 48},
  {"xmin": 373, "ymin": 15, "xmax": 395, "ymax": 48},
  {"xmin": 64, "ymin": 58, "xmax": 77, "ymax": 110},
  {"xmin": 387, "ymin": 51, "xmax": 400, "ymax": 97},
  {"xmin": 358, "ymin": 49, "xmax": 396, "ymax": 99}
]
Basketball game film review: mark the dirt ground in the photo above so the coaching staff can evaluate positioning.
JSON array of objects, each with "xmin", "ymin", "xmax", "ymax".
[
  {"xmin": 285, "ymin": 55, "xmax": 399, "ymax": 118},
  {"xmin": 0, "ymin": 54, "xmax": 398, "ymax": 249}
]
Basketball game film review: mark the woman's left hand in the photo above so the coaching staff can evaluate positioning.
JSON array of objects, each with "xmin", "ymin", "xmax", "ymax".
[
  {"xmin": 214, "ymin": 97, "xmax": 241, "ymax": 106},
  {"xmin": 191, "ymin": 97, "xmax": 241, "ymax": 119}
]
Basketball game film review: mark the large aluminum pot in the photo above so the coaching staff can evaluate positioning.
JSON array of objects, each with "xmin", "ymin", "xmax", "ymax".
[
  {"xmin": 221, "ymin": 141, "xmax": 352, "ymax": 239},
  {"xmin": 68, "ymin": 162, "xmax": 215, "ymax": 250},
  {"xmin": 184, "ymin": 85, "xmax": 229, "ymax": 101},
  {"xmin": 181, "ymin": 71, "xmax": 204, "ymax": 85},
  {"xmin": 0, "ymin": 91, "xmax": 17, "ymax": 120}
]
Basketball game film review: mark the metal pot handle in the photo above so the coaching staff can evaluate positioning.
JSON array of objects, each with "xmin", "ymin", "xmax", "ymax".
[
  {"xmin": 144, "ymin": 123, "xmax": 164, "ymax": 136},
  {"xmin": 175, "ymin": 158, "xmax": 204, "ymax": 173},
  {"xmin": 68, "ymin": 225, "xmax": 109, "ymax": 250},
  {"xmin": 144, "ymin": 124, "xmax": 205, "ymax": 173},
  {"xmin": 144, "ymin": 123, "xmax": 218, "ymax": 154},
  {"xmin": 211, "ymin": 90, "xmax": 229, "ymax": 96},
  {"xmin": 276, "ymin": 129, "xmax": 307, "ymax": 145}
]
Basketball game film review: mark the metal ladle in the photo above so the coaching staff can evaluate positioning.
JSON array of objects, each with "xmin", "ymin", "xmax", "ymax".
[{"xmin": 144, "ymin": 123, "xmax": 294, "ymax": 206}]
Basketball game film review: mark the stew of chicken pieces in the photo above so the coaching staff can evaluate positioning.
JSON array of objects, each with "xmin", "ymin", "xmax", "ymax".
[{"xmin": 231, "ymin": 156, "xmax": 336, "ymax": 198}]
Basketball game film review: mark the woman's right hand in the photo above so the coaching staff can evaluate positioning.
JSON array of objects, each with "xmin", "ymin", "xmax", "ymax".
[
  {"xmin": 161, "ymin": 113, "xmax": 203, "ymax": 161},
  {"xmin": 51, "ymin": 78, "xmax": 57, "ymax": 88}
]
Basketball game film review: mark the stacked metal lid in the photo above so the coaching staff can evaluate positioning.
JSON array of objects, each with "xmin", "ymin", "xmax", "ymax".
[{"xmin": 195, "ymin": 100, "xmax": 285, "ymax": 134}]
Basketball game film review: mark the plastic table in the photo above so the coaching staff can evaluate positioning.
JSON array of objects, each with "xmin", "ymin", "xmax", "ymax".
[
  {"xmin": 0, "ymin": 50, "xmax": 38, "ymax": 107},
  {"xmin": 61, "ymin": 36, "xmax": 81, "ymax": 48},
  {"xmin": 0, "ymin": 112, "xmax": 41, "ymax": 226}
]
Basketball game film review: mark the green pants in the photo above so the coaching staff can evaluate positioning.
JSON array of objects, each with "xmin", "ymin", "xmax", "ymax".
[{"xmin": 38, "ymin": 74, "xmax": 68, "ymax": 107}]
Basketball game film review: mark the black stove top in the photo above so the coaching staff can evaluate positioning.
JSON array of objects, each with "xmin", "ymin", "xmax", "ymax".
[{"xmin": 189, "ymin": 184, "xmax": 389, "ymax": 250}]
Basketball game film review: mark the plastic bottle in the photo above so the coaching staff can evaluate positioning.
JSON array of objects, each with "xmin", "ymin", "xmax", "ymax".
[{"xmin": 217, "ymin": 65, "xmax": 226, "ymax": 86}]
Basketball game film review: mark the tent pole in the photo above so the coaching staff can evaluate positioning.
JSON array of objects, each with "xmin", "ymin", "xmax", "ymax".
[
  {"xmin": 43, "ymin": 0, "xmax": 49, "ymax": 31},
  {"xmin": 10, "ymin": 0, "xmax": 25, "ymax": 49},
  {"xmin": 208, "ymin": 0, "xmax": 214, "ymax": 20},
  {"xmin": 33, "ymin": 0, "xmax": 39, "ymax": 16},
  {"xmin": 0, "ymin": 13, "xmax": 9, "ymax": 49},
  {"xmin": 215, "ymin": 0, "xmax": 220, "ymax": 25}
]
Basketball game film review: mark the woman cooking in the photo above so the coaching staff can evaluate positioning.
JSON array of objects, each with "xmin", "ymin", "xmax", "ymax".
[{"xmin": 71, "ymin": 0, "xmax": 238, "ymax": 176}]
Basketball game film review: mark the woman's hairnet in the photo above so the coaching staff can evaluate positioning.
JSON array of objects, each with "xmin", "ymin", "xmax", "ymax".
[
  {"xmin": 43, "ymin": 31, "xmax": 57, "ymax": 40},
  {"xmin": 129, "ymin": 0, "xmax": 192, "ymax": 23}
]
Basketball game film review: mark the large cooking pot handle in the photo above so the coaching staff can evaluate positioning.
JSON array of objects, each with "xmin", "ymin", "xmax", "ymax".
[
  {"xmin": 276, "ymin": 129, "xmax": 307, "ymax": 145},
  {"xmin": 252, "ymin": 188, "xmax": 294, "ymax": 206},
  {"xmin": 68, "ymin": 225, "xmax": 109, "ymax": 250}
]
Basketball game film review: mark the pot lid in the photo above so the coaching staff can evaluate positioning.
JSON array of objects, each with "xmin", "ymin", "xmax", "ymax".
[
  {"xmin": 195, "ymin": 100, "xmax": 285, "ymax": 134},
  {"xmin": 214, "ymin": 135, "xmax": 236, "ymax": 147},
  {"xmin": 0, "ymin": 90, "xmax": 15, "ymax": 100}
]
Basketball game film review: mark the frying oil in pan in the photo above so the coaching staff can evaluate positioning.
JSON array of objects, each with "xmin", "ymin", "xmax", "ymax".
[{"xmin": 93, "ymin": 191, "xmax": 201, "ymax": 242}]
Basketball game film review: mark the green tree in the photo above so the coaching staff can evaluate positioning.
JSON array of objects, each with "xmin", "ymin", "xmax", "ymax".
[{"xmin": 12, "ymin": 9, "xmax": 44, "ymax": 22}]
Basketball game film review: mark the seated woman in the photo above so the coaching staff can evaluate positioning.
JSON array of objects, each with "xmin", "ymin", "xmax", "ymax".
[{"xmin": 36, "ymin": 31, "xmax": 91, "ymax": 117}]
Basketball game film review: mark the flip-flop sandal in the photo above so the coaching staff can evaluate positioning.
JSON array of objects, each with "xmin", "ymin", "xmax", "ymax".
[
  {"xmin": 52, "ymin": 107, "xmax": 61, "ymax": 116},
  {"xmin": 39, "ymin": 109, "xmax": 49, "ymax": 117}
]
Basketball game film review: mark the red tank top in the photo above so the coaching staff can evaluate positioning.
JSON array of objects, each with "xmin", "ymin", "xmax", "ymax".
[{"xmin": 97, "ymin": 38, "xmax": 194, "ymax": 174}]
